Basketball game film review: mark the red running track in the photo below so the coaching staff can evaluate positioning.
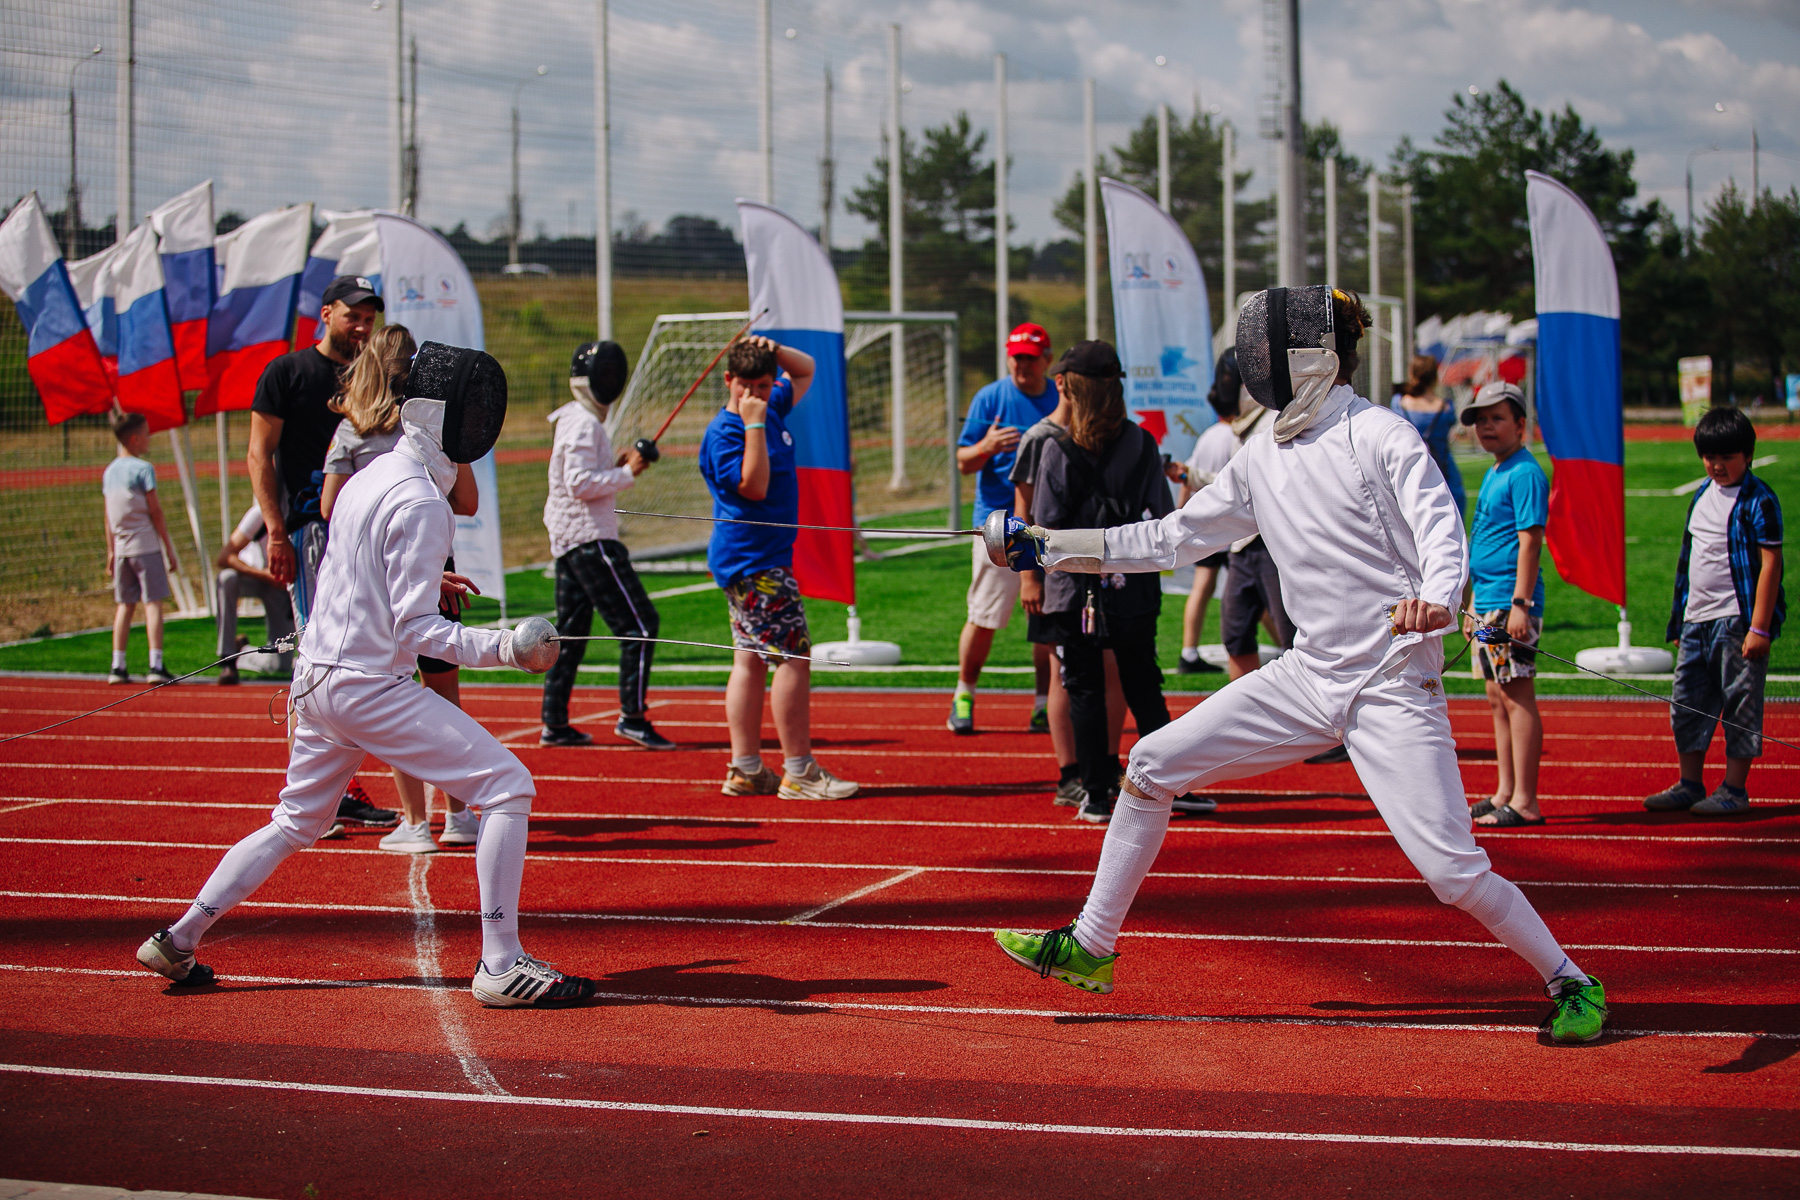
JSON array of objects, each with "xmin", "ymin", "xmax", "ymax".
[{"xmin": 0, "ymin": 679, "xmax": 1795, "ymax": 1198}]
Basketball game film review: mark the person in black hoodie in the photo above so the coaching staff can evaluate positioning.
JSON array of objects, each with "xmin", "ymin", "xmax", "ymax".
[{"xmin": 1033, "ymin": 341, "xmax": 1174, "ymax": 824}]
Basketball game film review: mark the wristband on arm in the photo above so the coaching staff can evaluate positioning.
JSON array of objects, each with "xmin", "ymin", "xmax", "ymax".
[
  {"xmin": 1751, "ymin": 625, "xmax": 1772, "ymax": 639},
  {"xmin": 744, "ymin": 422, "xmax": 765, "ymax": 431}
]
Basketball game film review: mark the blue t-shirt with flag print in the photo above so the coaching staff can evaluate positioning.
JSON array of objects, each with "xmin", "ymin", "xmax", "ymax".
[{"xmin": 699, "ymin": 376, "xmax": 798, "ymax": 588}]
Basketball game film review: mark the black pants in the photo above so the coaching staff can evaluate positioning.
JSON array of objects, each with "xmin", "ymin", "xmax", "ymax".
[
  {"xmin": 541, "ymin": 539, "xmax": 660, "ymax": 727},
  {"xmin": 1048, "ymin": 611, "xmax": 1170, "ymax": 802}
]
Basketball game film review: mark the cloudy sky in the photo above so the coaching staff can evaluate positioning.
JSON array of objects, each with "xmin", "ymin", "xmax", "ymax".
[{"xmin": 4, "ymin": 0, "xmax": 1796, "ymax": 249}]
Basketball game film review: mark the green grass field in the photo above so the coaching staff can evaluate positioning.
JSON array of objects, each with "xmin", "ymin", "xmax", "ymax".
[{"xmin": 2, "ymin": 438, "xmax": 1793, "ymax": 700}]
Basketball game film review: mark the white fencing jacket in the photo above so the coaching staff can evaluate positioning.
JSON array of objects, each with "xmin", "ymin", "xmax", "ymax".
[
  {"xmin": 302, "ymin": 449, "xmax": 508, "ymax": 676},
  {"xmin": 543, "ymin": 401, "xmax": 636, "ymax": 557},
  {"xmin": 1045, "ymin": 385, "xmax": 1467, "ymax": 689}
]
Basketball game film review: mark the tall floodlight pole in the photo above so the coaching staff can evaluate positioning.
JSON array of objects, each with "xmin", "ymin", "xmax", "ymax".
[
  {"xmin": 594, "ymin": 0, "xmax": 612, "ymax": 339},
  {"xmin": 1222, "ymin": 122, "xmax": 1236, "ymax": 329},
  {"xmin": 1322, "ymin": 154, "xmax": 1336, "ymax": 288},
  {"xmin": 509, "ymin": 66, "xmax": 547, "ymax": 267},
  {"xmin": 1276, "ymin": 0, "xmax": 1303, "ymax": 286},
  {"xmin": 404, "ymin": 37, "xmax": 419, "ymax": 216},
  {"xmin": 1156, "ymin": 102, "xmax": 1171, "ymax": 213},
  {"xmin": 1367, "ymin": 172, "xmax": 1382, "ymax": 400},
  {"xmin": 888, "ymin": 24, "xmax": 907, "ymax": 490},
  {"xmin": 1083, "ymin": 77, "xmax": 1098, "ymax": 340},
  {"xmin": 820, "ymin": 64, "xmax": 834, "ymax": 251},
  {"xmin": 759, "ymin": 0, "xmax": 773, "ymax": 204},
  {"xmin": 116, "ymin": 0, "xmax": 134, "ymax": 243},
  {"xmin": 995, "ymin": 53, "xmax": 1008, "ymax": 377},
  {"xmin": 66, "ymin": 45, "xmax": 102, "ymax": 253},
  {"xmin": 1401, "ymin": 181, "xmax": 1414, "ymax": 366},
  {"xmin": 393, "ymin": 0, "xmax": 405, "ymax": 211}
]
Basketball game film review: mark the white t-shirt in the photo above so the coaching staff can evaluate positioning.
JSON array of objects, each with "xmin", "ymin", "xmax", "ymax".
[
  {"xmin": 232, "ymin": 504, "xmax": 269, "ymax": 572},
  {"xmin": 1183, "ymin": 419, "xmax": 1239, "ymax": 486},
  {"xmin": 1685, "ymin": 481, "xmax": 1740, "ymax": 622}
]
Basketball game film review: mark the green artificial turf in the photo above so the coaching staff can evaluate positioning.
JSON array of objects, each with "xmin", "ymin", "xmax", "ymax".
[{"xmin": 3, "ymin": 442, "xmax": 1794, "ymax": 698}]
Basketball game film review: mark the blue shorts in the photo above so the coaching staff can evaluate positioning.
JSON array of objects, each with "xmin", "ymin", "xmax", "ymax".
[{"xmin": 1671, "ymin": 616, "xmax": 1767, "ymax": 759}]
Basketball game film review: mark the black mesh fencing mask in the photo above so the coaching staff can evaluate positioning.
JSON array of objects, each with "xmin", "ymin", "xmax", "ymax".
[
  {"xmin": 571, "ymin": 340, "xmax": 629, "ymax": 405},
  {"xmin": 1236, "ymin": 286, "xmax": 1337, "ymax": 413},
  {"xmin": 409, "ymin": 341, "xmax": 508, "ymax": 463}
]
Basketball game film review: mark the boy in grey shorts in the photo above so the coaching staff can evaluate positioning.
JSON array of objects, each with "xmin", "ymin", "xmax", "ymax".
[{"xmin": 103, "ymin": 412, "xmax": 179, "ymax": 685}]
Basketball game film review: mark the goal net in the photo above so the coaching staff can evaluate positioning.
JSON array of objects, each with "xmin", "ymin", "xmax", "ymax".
[{"xmin": 606, "ymin": 311, "xmax": 964, "ymax": 557}]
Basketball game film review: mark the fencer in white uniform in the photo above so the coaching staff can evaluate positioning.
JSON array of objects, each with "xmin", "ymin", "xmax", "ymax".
[
  {"xmin": 993, "ymin": 287, "xmax": 1609, "ymax": 1042},
  {"xmin": 137, "ymin": 342, "xmax": 596, "ymax": 1009}
]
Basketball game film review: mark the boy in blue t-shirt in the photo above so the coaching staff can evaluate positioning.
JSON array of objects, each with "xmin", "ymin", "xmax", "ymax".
[
  {"xmin": 1646, "ymin": 406, "xmax": 1785, "ymax": 816},
  {"xmin": 1459, "ymin": 382, "xmax": 1548, "ymax": 828},
  {"xmin": 948, "ymin": 322, "xmax": 1059, "ymax": 735},
  {"xmin": 699, "ymin": 335, "xmax": 857, "ymax": 802}
]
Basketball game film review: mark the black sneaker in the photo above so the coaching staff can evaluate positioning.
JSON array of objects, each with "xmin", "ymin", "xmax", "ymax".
[
  {"xmin": 539, "ymin": 725, "xmax": 595, "ymax": 747},
  {"xmin": 107, "ymin": 668, "xmax": 131, "ymax": 685},
  {"xmin": 1175, "ymin": 655, "xmax": 1222, "ymax": 675},
  {"xmin": 1171, "ymin": 794, "xmax": 1218, "ymax": 814},
  {"xmin": 337, "ymin": 779, "xmax": 399, "ymax": 826},
  {"xmin": 1075, "ymin": 790, "xmax": 1115, "ymax": 825},
  {"xmin": 1305, "ymin": 744, "xmax": 1351, "ymax": 765},
  {"xmin": 615, "ymin": 716, "xmax": 677, "ymax": 751},
  {"xmin": 146, "ymin": 666, "xmax": 176, "ymax": 685}
]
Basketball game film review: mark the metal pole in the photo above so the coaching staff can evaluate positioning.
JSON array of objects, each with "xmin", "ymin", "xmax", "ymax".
[
  {"xmin": 820, "ymin": 64, "xmax": 834, "ymax": 251},
  {"xmin": 1686, "ymin": 164, "xmax": 1694, "ymax": 246},
  {"xmin": 509, "ymin": 101, "xmax": 521, "ymax": 266},
  {"xmin": 166, "ymin": 427, "xmax": 211, "ymax": 614},
  {"xmin": 216, "ymin": 413, "xmax": 229, "ymax": 550},
  {"xmin": 1752, "ymin": 122, "xmax": 1759, "ymax": 200},
  {"xmin": 68, "ymin": 80, "xmax": 78, "ymax": 252},
  {"xmin": 1083, "ymin": 77, "xmax": 1097, "ymax": 341},
  {"xmin": 115, "ymin": 0, "xmax": 133, "ymax": 243},
  {"xmin": 404, "ymin": 37, "xmax": 419, "ymax": 217},
  {"xmin": 759, "ymin": 0, "xmax": 773, "ymax": 205},
  {"xmin": 594, "ymin": 0, "xmax": 612, "ymax": 340},
  {"xmin": 1367, "ymin": 172, "xmax": 1381, "ymax": 400},
  {"xmin": 394, "ymin": 0, "xmax": 405, "ymax": 211},
  {"xmin": 1279, "ymin": 0, "xmax": 1304, "ymax": 286},
  {"xmin": 1156, "ymin": 102, "xmax": 1171, "ymax": 213},
  {"xmin": 1401, "ymin": 181, "xmax": 1415, "ymax": 366},
  {"xmin": 1222, "ymin": 123, "xmax": 1235, "ymax": 329},
  {"xmin": 945, "ymin": 323, "xmax": 961, "ymax": 529},
  {"xmin": 994, "ymin": 53, "xmax": 1008, "ymax": 378},
  {"xmin": 888, "ymin": 24, "xmax": 907, "ymax": 490},
  {"xmin": 1323, "ymin": 154, "xmax": 1336, "ymax": 289}
]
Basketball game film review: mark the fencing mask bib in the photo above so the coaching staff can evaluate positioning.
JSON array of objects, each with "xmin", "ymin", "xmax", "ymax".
[
  {"xmin": 1236, "ymin": 286, "xmax": 1341, "ymax": 443},
  {"xmin": 408, "ymin": 341, "xmax": 508, "ymax": 463}
]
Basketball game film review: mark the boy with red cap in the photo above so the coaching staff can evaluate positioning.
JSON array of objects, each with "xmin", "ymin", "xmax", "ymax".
[{"xmin": 950, "ymin": 323, "xmax": 1060, "ymax": 734}]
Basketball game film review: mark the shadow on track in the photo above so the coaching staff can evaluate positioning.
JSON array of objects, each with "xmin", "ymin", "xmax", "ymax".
[{"xmin": 599, "ymin": 958, "xmax": 949, "ymax": 1012}]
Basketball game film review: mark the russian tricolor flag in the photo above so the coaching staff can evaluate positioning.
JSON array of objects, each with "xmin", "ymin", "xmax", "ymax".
[
  {"xmin": 111, "ymin": 221, "xmax": 187, "ymax": 430},
  {"xmin": 0, "ymin": 194, "xmax": 115, "ymax": 424},
  {"xmin": 149, "ymin": 180, "xmax": 215, "ymax": 392},
  {"xmin": 66, "ymin": 241, "xmax": 119, "ymax": 390},
  {"xmin": 294, "ymin": 210, "xmax": 380, "ymax": 350},
  {"xmin": 198, "ymin": 203, "xmax": 311, "ymax": 415},
  {"xmin": 737, "ymin": 199, "xmax": 854, "ymax": 604},
  {"xmin": 1527, "ymin": 170, "xmax": 1625, "ymax": 607}
]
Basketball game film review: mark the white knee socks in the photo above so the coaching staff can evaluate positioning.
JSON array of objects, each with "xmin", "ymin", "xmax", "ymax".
[
  {"xmin": 1457, "ymin": 872, "xmax": 1588, "ymax": 985},
  {"xmin": 1072, "ymin": 788, "xmax": 1172, "ymax": 957},
  {"xmin": 476, "ymin": 810, "xmax": 529, "ymax": 973},
  {"xmin": 167, "ymin": 823, "xmax": 300, "ymax": 951}
]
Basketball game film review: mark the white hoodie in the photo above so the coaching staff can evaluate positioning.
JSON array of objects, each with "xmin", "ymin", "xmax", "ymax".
[{"xmin": 543, "ymin": 400, "xmax": 636, "ymax": 557}]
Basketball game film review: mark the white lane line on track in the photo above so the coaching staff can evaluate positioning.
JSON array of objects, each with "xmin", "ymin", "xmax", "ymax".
[
  {"xmin": 5, "ymin": 838, "xmax": 1794, "ymax": 893},
  {"xmin": 4, "ymin": 798, "xmax": 1796, "ymax": 843},
  {"xmin": 2, "ymin": 1063, "xmax": 1793, "ymax": 1157},
  {"xmin": 407, "ymin": 857, "xmax": 506, "ymax": 1096},
  {"xmin": 11, "ymin": 964, "xmax": 1795, "ymax": 1042},
  {"xmin": 4, "ymin": 890, "xmax": 1792, "ymax": 955},
  {"xmin": 785, "ymin": 868, "xmax": 925, "ymax": 922}
]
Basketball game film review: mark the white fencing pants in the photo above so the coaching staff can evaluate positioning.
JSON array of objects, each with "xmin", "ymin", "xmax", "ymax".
[
  {"xmin": 171, "ymin": 665, "xmax": 535, "ymax": 957},
  {"xmin": 1075, "ymin": 643, "xmax": 1580, "ymax": 984}
]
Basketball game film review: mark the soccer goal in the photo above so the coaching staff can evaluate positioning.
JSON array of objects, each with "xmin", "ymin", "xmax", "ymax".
[{"xmin": 606, "ymin": 311, "xmax": 964, "ymax": 558}]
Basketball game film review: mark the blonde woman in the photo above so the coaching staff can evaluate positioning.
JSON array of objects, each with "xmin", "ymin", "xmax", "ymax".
[{"xmin": 320, "ymin": 324, "xmax": 482, "ymax": 853}]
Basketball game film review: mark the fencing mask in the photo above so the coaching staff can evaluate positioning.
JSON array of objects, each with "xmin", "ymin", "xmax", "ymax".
[
  {"xmin": 1235, "ymin": 286, "xmax": 1341, "ymax": 442},
  {"xmin": 407, "ymin": 341, "xmax": 508, "ymax": 464},
  {"xmin": 570, "ymin": 340, "xmax": 628, "ymax": 411}
]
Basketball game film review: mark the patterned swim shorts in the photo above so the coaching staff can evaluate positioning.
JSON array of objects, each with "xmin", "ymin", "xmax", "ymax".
[
  {"xmin": 1473, "ymin": 607, "xmax": 1541, "ymax": 684},
  {"xmin": 725, "ymin": 567, "xmax": 812, "ymax": 665}
]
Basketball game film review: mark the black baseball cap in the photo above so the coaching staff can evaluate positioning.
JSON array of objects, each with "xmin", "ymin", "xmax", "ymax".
[
  {"xmin": 1049, "ymin": 339, "xmax": 1123, "ymax": 379},
  {"xmin": 322, "ymin": 274, "xmax": 383, "ymax": 310}
]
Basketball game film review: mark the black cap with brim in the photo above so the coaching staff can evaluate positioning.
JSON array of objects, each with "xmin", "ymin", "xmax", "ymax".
[
  {"xmin": 1049, "ymin": 339, "xmax": 1123, "ymax": 379},
  {"xmin": 321, "ymin": 275, "xmax": 384, "ymax": 311}
]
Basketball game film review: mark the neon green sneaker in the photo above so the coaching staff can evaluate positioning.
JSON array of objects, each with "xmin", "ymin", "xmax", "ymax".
[
  {"xmin": 1542, "ymin": 975, "xmax": 1608, "ymax": 1043},
  {"xmin": 947, "ymin": 692, "xmax": 975, "ymax": 735},
  {"xmin": 994, "ymin": 924, "xmax": 1116, "ymax": 994}
]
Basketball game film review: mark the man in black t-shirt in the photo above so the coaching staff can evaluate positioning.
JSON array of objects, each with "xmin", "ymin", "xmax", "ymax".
[{"xmin": 247, "ymin": 274, "xmax": 397, "ymax": 828}]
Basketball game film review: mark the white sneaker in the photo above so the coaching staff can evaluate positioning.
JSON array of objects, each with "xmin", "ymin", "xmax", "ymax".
[
  {"xmin": 136, "ymin": 928, "xmax": 215, "ymax": 986},
  {"xmin": 439, "ymin": 807, "xmax": 479, "ymax": 846},
  {"xmin": 378, "ymin": 820, "xmax": 438, "ymax": 854},
  {"xmin": 470, "ymin": 953, "xmax": 597, "ymax": 1007},
  {"xmin": 778, "ymin": 760, "xmax": 859, "ymax": 800}
]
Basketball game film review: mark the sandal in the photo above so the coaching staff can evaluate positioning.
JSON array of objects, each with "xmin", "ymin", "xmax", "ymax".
[
  {"xmin": 1479, "ymin": 805, "xmax": 1545, "ymax": 828},
  {"xmin": 1468, "ymin": 797, "xmax": 1502, "ymax": 819}
]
